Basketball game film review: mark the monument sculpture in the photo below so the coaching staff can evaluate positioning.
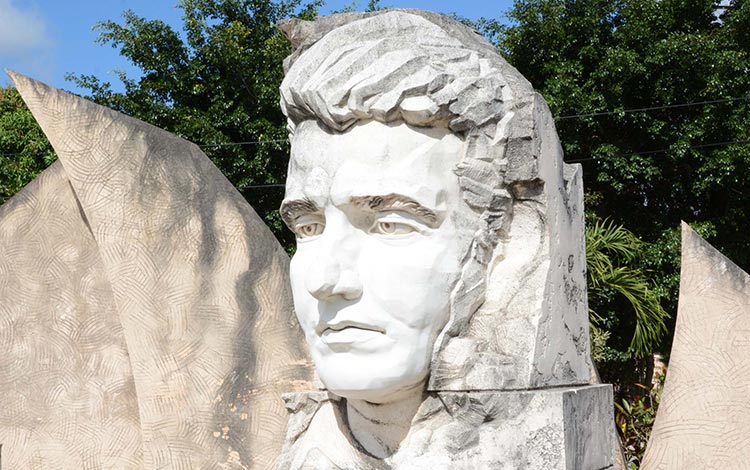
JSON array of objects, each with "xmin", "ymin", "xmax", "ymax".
[
  {"xmin": 0, "ymin": 71, "xmax": 313, "ymax": 470},
  {"xmin": 0, "ymin": 8, "xmax": 617, "ymax": 470},
  {"xmin": 642, "ymin": 224, "xmax": 750, "ymax": 470},
  {"xmin": 275, "ymin": 10, "xmax": 614, "ymax": 469}
]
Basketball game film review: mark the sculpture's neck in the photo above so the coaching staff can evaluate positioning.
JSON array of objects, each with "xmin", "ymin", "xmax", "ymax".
[{"xmin": 345, "ymin": 388, "xmax": 424, "ymax": 459}]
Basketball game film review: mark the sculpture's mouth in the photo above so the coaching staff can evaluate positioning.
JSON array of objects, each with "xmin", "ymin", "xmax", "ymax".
[
  {"xmin": 318, "ymin": 321, "xmax": 386, "ymax": 347},
  {"xmin": 323, "ymin": 321, "xmax": 385, "ymax": 335},
  {"xmin": 319, "ymin": 328, "xmax": 386, "ymax": 350}
]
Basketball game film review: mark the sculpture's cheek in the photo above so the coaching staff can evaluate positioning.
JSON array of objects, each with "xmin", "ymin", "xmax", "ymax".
[
  {"xmin": 357, "ymin": 236, "xmax": 462, "ymax": 333},
  {"xmin": 288, "ymin": 251, "xmax": 320, "ymax": 340}
]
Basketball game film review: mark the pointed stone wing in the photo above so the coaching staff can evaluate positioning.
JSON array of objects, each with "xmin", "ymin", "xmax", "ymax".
[
  {"xmin": 0, "ymin": 71, "xmax": 312, "ymax": 469},
  {"xmin": 642, "ymin": 223, "xmax": 750, "ymax": 470}
]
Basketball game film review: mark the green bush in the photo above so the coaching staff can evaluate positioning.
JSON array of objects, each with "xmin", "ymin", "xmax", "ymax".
[{"xmin": 615, "ymin": 378, "xmax": 663, "ymax": 469}]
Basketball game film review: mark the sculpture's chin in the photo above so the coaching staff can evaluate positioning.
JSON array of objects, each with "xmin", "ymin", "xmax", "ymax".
[
  {"xmin": 328, "ymin": 382, "xmax": 426, "ymax": 404},
  {"xmin": 318, "ymin": 364, "xmax": 429, "ymax": 404}
]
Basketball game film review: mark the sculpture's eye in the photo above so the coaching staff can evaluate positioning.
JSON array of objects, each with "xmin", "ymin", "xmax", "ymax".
[
  {"xmin": 373, "ymin": 221, "xmax": 416, "ymax": 235},
  {"xmin": 370, "ymin": 214, "xmax": 420, "ymax": 237},
  {"xmin": 294, "ymin": 219, "xmax": 325, "ymax": 239}
]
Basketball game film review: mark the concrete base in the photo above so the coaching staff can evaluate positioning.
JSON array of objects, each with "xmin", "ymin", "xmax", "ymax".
[{"xmin": 278, "ymin": 384, "xmax": 614, "ymax": 469}]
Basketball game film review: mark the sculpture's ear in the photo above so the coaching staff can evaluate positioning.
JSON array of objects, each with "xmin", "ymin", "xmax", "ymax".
[{"xmin": 277, "ymin": 18, "xmax": 314, "ymax": 49}]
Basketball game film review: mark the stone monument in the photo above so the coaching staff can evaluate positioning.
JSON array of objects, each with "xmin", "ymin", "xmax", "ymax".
[
  {"xmin": 642, "ymin": 223, "xmax": 750, "ymax": 470},
  {"xmin": 0, "ymin": 9, "xmax": 616, "ymax": 469},
  {"xmin": 0, "ymin": 71, "xmax": 313, "ymax": 469},
  {"xmin": 275, "ymin": 10, "xmax": 614, "ymax": 469}
]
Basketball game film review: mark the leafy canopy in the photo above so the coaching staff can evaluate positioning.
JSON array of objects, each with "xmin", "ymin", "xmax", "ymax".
[
  {"xmin": 0, "ymin": 86, "xmax": 56, "ymax": 200},
  {"xmin": 483, "ymin": 0, "xmax": 750, "ymax": 351},
  {"xmin": 587, "ymin": 217, "xmax": 668, "ymax": 360}
]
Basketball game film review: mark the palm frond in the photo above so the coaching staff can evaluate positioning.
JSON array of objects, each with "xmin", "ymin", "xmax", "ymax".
[{"xmin": 586, "ymin": 217, "xmax": 669, "ymax": 358}]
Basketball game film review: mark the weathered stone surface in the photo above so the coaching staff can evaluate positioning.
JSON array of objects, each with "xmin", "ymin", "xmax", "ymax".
[
  {"xmin": 442, "ymin": 93, "xmax": 590, "ymax": 392},
  {"xmin": 0, "ymin": 71, "xmax": 313, "ymax": 469},
  {"xmin": 277, "ymin": 385, "xmax": 614, "ymax": 470},
  {"xmin": 591, "ymin": 361, "xmax": 628, "ymax": 470},
  {"xmin": 642, "ymin": 223, "xmax": 750, "ymax": 470},
  {"xmin": 0, "ymin": 161, "xmax": 143, "ymax": 469}
]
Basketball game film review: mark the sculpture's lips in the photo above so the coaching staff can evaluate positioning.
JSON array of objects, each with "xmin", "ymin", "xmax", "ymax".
[
  {"xmin": 319, "ymin": 321, "xmax": 385, "ymax": 347},
  {"xmin": 316, "ymin": 320, "xmax": 385, "ymax": 335}
]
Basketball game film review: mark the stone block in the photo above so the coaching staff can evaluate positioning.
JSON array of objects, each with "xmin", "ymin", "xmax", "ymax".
[{"xmin": 277, "ymin": 385, "xmax": 614, "ymax": 469}]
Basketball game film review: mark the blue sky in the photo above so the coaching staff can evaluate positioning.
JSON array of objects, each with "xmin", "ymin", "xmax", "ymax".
[{"xmin": 0, "ymin": 0, "xmax": 513, "ymax": 95}]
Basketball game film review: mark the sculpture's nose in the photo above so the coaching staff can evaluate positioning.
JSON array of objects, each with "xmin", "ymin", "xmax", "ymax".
[
  {"xmin": 304, "ymin": 214, "xmax": 363, "ymax": 302},
  {"xmin": 305, "ymin": 262, "xmax": 362, "ymax": 302}
]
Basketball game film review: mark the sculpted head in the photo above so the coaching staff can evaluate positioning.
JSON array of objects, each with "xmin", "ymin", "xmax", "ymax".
[
  {"xmin": 281, "ymin": 120, "xmax": 472, "ymax": 403},
  {"xmin": 278, "ymin": 10, "xmax": 582, "ymax": 403}
]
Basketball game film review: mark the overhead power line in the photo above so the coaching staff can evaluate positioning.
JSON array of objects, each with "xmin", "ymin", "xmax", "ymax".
[
  {"xmin": 199, "ymin": 139, "xmax": 287, "ymax": 147},
  {"xmin": 237, "ymin": 183, "xmax": 285, "ymax": 189},
  {"xmin": 565, "ymin": 138, "xmax": 750, "ymax": 163},
  {"xmin": 555, "ymin": 96, "xmax": 750, "ymax": 120},
  {"xmin": 0, "ymin": 138, "xmax": 289, "ymax": 157},
  {"xmin": 1, "ymin": 95, "xmax": 748, "ymax": 158},
  {"xmin": 0, "ymin": 150, "xmax": 54, "ymax": 157},
  {"xmin": 0, "ymin": 181, "xmax": 287, "ymax": 201}
]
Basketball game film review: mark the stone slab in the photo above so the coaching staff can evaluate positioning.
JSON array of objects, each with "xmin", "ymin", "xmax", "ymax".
[
  {"xmin": 642, "ymin": 223, "xmax": 750, "ymax": 470},
  {"xmin": 0, "ymin": 161, "xmax": 143, "ymax": 469},
  {"xmin": 0, "ymin": 71, "xmax": 314, "ymax": 469}
]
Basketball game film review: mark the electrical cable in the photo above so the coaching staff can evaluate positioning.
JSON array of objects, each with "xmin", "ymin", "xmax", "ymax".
[
  {"xmin": 564, "ymin": 138, "xmax": 750, "ymax": 163},
  {"xmin": 555, "ymin": 96, "xmax": 749, "ymax": 120}
]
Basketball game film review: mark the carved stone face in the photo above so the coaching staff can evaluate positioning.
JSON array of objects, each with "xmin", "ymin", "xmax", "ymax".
[{"xmin": 282, "ymin": 119, "xmax": 473, "ymax": 403}]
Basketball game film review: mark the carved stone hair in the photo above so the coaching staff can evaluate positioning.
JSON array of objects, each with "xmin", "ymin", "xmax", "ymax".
[{"xmin": 278, "ymin": 10, "xmax": 563, "ymax": 390}]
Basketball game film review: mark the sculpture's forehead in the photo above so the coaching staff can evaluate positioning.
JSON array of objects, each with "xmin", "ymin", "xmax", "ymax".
[{"xmin": 285, "ymin": 120, "xmax": 464, "ymax": 209}]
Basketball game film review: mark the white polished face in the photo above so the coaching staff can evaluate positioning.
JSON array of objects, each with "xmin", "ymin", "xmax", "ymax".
[{"xmin": 282, "ymin": 120, "xmax": 472, "ymax": 403}]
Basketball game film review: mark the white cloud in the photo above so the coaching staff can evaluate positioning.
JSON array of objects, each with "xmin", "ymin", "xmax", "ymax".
[{"xmin": 0, "ymin": 0, "xmax": 51, "ymax": 57}]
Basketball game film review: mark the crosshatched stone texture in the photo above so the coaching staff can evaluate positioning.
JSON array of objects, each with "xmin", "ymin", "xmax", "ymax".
[
  {"xmin": 0, "ymin": 71, "xmax": 313, "ymax": 469},
  {"xmin": 0, "ymin": 161, "xmax": 143, "ymax": 469},
  {"xmin": 642, "ymin": 223, "xmax": 750, "ymax": 470}
]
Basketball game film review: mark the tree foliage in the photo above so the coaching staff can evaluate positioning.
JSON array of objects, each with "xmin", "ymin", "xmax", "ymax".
[
  {"xmin": 0, "ymin": 86, "xmax": 56, "ymax": 203},
  {"xmin": 484, "ymin": 0, "xmax": 750, "ymax": 351},
  {"xmin": 67, "ymin": 0, "xmax": 321, "ymax": 247},
  {"xmin": 586, "ymin": 217, "xmax": 668, "ymax": 360}
]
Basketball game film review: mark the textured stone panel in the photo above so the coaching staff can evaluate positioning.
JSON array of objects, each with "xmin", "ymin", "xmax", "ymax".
[
  {"xmin": 1, "ymin": 71, "xmax": 313, "ymax": 469},
  {"xmin": 0, "ymin": 162, "xmax": 142, "ymax": 469},
  {"xmin": 642, "ymin": 223, "xmax": 750, "ymax": 470}
]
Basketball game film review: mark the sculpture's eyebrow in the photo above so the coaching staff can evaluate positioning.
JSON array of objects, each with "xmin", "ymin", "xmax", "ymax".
[
  {"xmin": 280, "ymin": 198, "xmax": 320, "ymax": 229},
  {"xmin": 350, "ymin": 194, "xmax": 439, "ymax": 228}
]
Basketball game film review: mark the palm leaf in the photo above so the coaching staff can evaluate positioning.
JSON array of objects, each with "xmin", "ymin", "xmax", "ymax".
[{"xmin": 586, "ymin": 218, "xmax": 669, "ymax": 357}]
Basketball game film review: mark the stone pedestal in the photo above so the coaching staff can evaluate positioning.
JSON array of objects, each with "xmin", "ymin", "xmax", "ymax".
[{"xmin": 278, "ymin": 384, "xmax": 614, "ymax": 470}]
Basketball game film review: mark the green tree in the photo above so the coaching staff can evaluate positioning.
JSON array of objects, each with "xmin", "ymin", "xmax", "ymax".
[
  {"xmin": 587, "ymin": 218, "xmax": 668, "ymax": 362},
  {"xmin": 0, "ymin": 86, "xmax": 56, "ymax": 204},
  {"xmin": 585, "ymin": 217, "xmax": 672, "ymax": 400},
  {"xmin": 484, "ymin": 0, "xmax": 750, "ymax": 351},
  {"xmin": 68, "ymin": 0, "xmax": 320, "ymax": 247}
]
